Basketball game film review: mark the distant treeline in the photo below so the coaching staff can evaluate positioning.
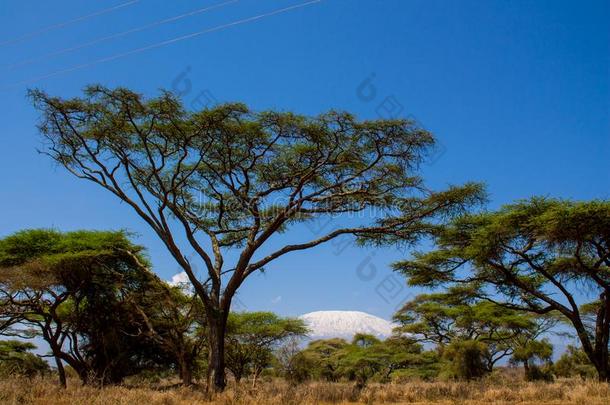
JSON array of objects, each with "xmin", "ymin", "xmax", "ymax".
[{"xmin": 0, "ymin": 222, "xmax": 605, "ymax": 387}]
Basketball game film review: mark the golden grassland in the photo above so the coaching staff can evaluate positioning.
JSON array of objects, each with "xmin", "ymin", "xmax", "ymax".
[{"xmin": 1, "ymin": 376, "xmax": 609, "ymax": 405}]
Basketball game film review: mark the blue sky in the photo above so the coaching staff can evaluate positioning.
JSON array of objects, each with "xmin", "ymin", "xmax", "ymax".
[{"xmin": 0, "ymin": 0, "xmax": 608, "ymax": 321}]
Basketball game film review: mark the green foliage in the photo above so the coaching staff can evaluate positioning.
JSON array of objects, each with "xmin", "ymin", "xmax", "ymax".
[
  {"xmin": 388, "ymin": 350, "xmax": 441, "ymax": 381},
  {"xmin": 295, "ymin": 335, "xmax": 438, "ymax": 386},
  {"xmin": 136, "ymin": 284, "xmax": 208, "ymax": 385},
  {"xmin": 0, "ymin": 340, "xmax": 49, "ymax": 377},
  {"xmin": 525, "ymin": 364, "xmax": 554, "ymax": 382},
  {"xmin": 511, "ymin": 338, "xmax": 553, "ymax": 365},
  {"xmin": 29, "ymin": 86, "xmax": 483, "ymax": 263},
  {"xmin": 442, "ymin": 339, "xmax": 489, "ymax": 380},
  {"xmin": 274, "ymin": 337, "xmax": 311, "ymax": 384},
  {"xmin": 336, "ymin": 334, "xmax": 388, "ymax": 386},
  {"xmin": 554, "ymin": 345, "xmax": 598, "ymax": 379},
  {"xmin": 393, "ymin": 198, "xmax": 610, "ymax": 380},
  {"xmin": 298, "ymin": 338, "xmax": 350, "ymax": 382},
  {"xmin": 0, "ymin": 228, "xmax": 145, "ymax": 266},
  {"xmin": 225, "ymin": 312, "xmax": 307, "ymax": 383},
  {"xmin": 0, "ymin": 229, "xmax": 186, "ymax": 385},
  {"xmin": 394, "ymin": 291, "xmax": 553, "ymax": 373},
  {"xmin": 510, "ymin": 338, "xmax": 554, "ymax": 381},
  {"xmin": 31, "ymin": 86, "xmax": 485, "ymax": 391}
]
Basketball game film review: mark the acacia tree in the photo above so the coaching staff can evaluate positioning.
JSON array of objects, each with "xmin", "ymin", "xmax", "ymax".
[
  {"xmin": 225, "ymin": 311, "xmax": 307, "ymax": 386},
  {"xmin": 298, "ymin": 338, "xmax": 349, "ymax": 382},
  {"xmin": 31, "ymin": 86, "xmax": 482, "ymax": 391},
  {"xmin": 510, "ymin": 338, "xmax": 553, "ymax": 380},
  {"xmin": 393, "ymin": 289, "xmax": 556, "ymax": 371},
  {"xmin": 394, "ymin": 198, "xmax": 610, "ymax": 381},
  {"xmin": 0, "ymin": 229, "xmax": 170, "ymax": 386}
]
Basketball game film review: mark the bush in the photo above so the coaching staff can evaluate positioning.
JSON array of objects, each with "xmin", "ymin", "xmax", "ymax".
[
  {"xmin": 553, "ymin": 345, "xmax": 597, "ymax": 379},
  {"xmin": 442, "ymin": 340, "xmax": 489, "ymax": 380},
  {"xmin": 525, "ymin": 364, "xmax": 554, "ymax": 382}
]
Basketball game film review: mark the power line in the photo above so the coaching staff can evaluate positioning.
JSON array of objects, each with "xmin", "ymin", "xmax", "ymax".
[
  {"xmin": 0, "ymin": 0, "xmax": 141, "ymax": 47},
  {"xmin": 6, "ymin": 0, "xmax": 323, "ymax": 89},
  {"xmin": 7, "ymin": 0, "xmax": 240, "ymax": 70}
]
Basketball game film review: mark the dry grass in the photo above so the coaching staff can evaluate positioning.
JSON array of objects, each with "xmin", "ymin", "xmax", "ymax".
[{"xmin": 1, "ymin": 376, "xmax": 609, "ymax": 405}]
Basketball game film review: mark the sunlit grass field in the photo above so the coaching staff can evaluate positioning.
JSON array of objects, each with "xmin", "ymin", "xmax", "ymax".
[{"xmin": 2, "ymin": 376, "xmax": 609, "ymax": 405}]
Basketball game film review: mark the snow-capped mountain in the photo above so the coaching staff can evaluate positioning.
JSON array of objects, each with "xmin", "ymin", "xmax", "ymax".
[{"xmin": 299, "ymin": 310, "xmax": 395, "ymax": 340}]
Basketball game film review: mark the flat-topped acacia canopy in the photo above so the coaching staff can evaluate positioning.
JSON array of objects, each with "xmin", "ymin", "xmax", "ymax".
[{"xmin": 30, "ymin": 85, "xmax": 483, "ymax": 390}]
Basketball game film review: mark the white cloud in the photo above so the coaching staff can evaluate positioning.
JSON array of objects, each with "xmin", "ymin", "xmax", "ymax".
[
  {"xmin": 168, "ymin": 271, "xmax": 190, "ymax": 287},
  {"xmin": 271, "ymin": 295, "xmax": 282, "ymax": 305}
]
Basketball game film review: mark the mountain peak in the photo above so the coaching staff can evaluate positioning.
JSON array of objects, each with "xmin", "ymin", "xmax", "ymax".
[{"xmin": 299, "ymin": 310, "xmax": 395, "ymax": 340}]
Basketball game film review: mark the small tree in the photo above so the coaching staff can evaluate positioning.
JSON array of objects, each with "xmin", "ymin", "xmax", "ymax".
[
  {"xmin": 225, "ymin": 311, "xmax": 307, "ymax": 386},
  {"xmin": 337, "ymin": 334, "xmax": 384, "ymax": 388},
  {"xmin": 274, "ymin": 336, "xmax": 310, "ymax": 384},
  {"xmin": 31, "ymin": 86, "xmax": 482, "ymax": 390},
  {"xmin": 510, "ymin": 338, "xmax": 553, "ymax": 381},
  {"xmin": 0, "ymin": 340, "xmax": 49, "ymax": 378},
  {"xmin": 299, "ymin": 338, "xmax": 349, "ymax": 382},
  {"xmin": 393, "ymin": 198, "xmax": 610, "ymax": 381}
]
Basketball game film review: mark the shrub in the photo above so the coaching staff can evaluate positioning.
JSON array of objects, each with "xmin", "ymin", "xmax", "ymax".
[{"xmin": 442, "ymin": 340, "xmax": 489, "ymax": 380}]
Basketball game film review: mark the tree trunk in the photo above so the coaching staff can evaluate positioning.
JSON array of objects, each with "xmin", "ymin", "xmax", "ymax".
[
  {"xmin": 597, "ymin": 363, "xmax": 609, "ymax": 382},
  {"xmin": 594, "ymin": 292, "xmax": 610, "ymax": 382},
  {"xmin": 46, "ymin": 336, "xmax": 90, "ymax": 386},
  {"xmin": 252, "ymin": 367, "xmax": 261, "ymax": 388},
  {"xmin": 572, "ymin": 313, "xmax": 610, "ymax": 382},
  {"xmin": 179, "ymin": 355, "xmax": 193, "ymax": 386},
  {"xmin": 574, "ymin": 291, "xmax": 610, "ymax": 382},
  {"xmin": 593, "ymin": 340, "xmax": 609, "ymax": 382},
  {"xmin": 206, "ymin": 312, "xmax": 228, "ymax": 392},
  {"xmin": 54, "ymin": 356, "xmax": 67, "ymax": 388}
]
